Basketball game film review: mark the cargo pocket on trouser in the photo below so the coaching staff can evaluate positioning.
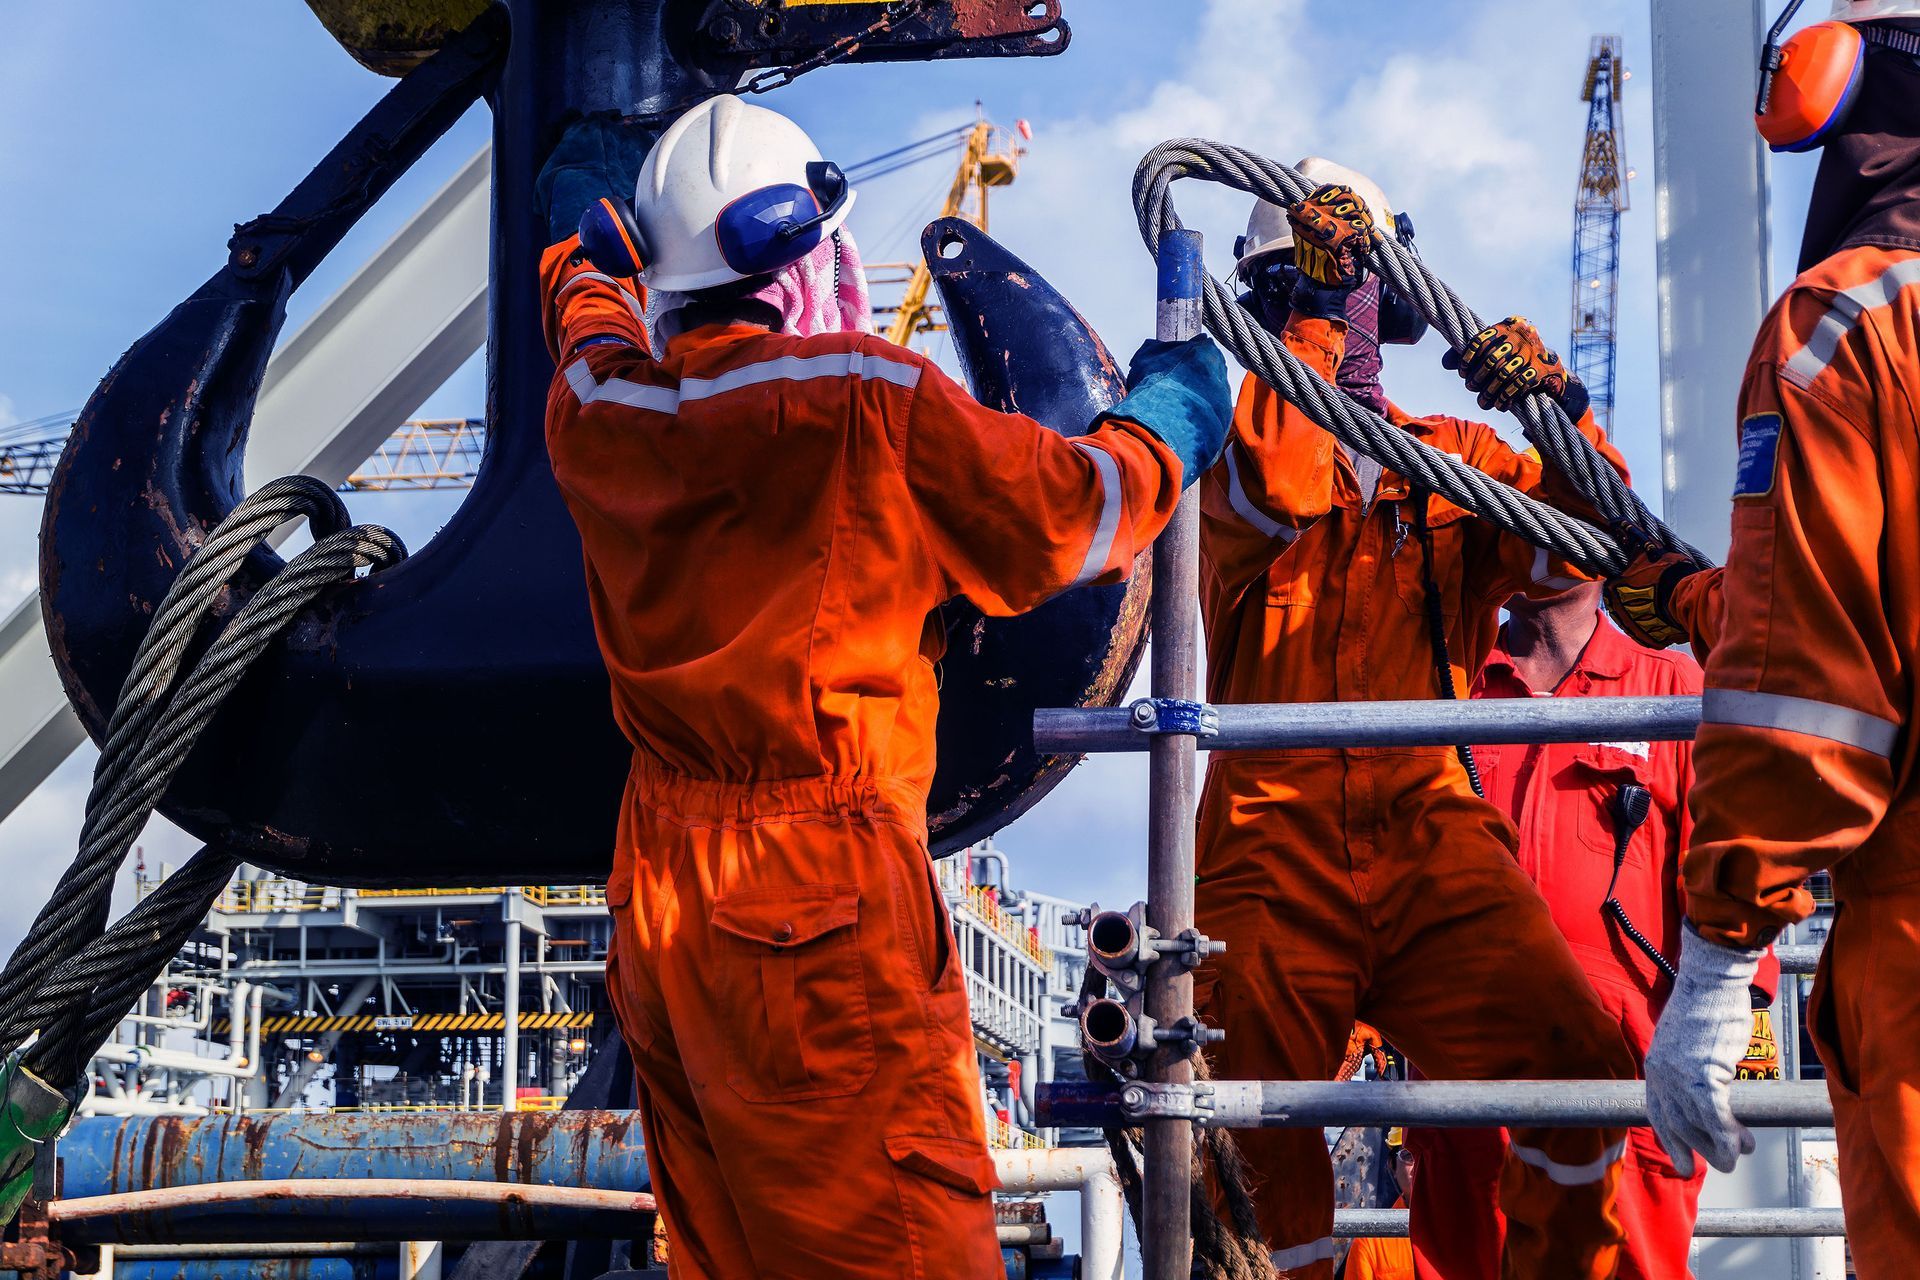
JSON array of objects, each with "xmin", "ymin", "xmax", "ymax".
[
  {"xmin": 885, "ymin": 1133, "xmax": 1001, "ymax": 1279},
  {"xmin": 711, "ymin": 883, "xmax": 875, "ymax": 1103}
]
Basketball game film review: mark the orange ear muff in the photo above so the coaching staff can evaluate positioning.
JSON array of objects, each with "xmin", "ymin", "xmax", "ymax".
[{"xmin": 1758, "ymin": 21, "xmax": 1866, "ymax": 153}]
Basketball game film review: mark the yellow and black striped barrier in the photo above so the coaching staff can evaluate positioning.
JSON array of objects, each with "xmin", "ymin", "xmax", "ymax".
[{"xmin": 212, "ymin": 1011, "xmax": 595, "ymax": 1035}]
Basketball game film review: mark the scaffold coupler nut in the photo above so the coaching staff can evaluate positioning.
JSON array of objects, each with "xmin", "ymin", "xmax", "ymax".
[
  {"xmin": 1161, "ymin": 927, "xmax": 1227, "ymax": 968},
  {"xmin": 1128, "ymin": 697, "xmax": 1220, "ymax": 737},
  {"xmin": 1155, "ymin": 1015, "xmax": 1226, "ymax": 1058}
]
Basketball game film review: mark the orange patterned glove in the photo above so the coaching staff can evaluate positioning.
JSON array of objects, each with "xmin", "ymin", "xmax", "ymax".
[
  {"xmin": 1736, "ymin": 996, "xmax": 1783, "ymax": 1082},
  {"xmin": 1605, "ymin": 546, "xmax": 1698, "ymax": 650},
  {"xmin": 1443, "ymin": 317, "xmax": 1572, "ymax": 413},
  {"xmin": 1286, "ymin": 184, "xmax": 1379, "ymax": 289}
]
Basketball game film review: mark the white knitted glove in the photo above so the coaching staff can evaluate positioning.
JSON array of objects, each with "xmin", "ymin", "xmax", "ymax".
[{"xmin": 1645, "ymin": 922, "xmax": 1766, "ymax": 1177}]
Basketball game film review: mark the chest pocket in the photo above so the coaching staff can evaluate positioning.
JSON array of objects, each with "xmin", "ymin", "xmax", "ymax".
[
  {"xmin": 1554, "ymin": 747, "xmax": 1656, "ymax": 870},
  {"xmin": 1390, "ymin": 494, "xmax": 1471, "ymax": 622}
]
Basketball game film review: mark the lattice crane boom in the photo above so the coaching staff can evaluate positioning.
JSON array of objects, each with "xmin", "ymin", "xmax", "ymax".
[{"xmin": 1572, "ymin": 34, "xmax": 1629, "ymax": 437}]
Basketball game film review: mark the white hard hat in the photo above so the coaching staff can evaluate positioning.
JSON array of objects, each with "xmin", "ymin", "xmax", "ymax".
[
  {"xmin": 633, "ymin": 95, "xmax": 857, "ymax": 292},
  {"xmin": 1831, "ymin": 1, "xmax": 1920, "ymax": 17},
  {"xmin": 1235, "ymin": 157, "xmax": 1395, "ymax": 280}
]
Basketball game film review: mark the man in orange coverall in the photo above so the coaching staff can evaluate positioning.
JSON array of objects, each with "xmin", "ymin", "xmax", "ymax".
[
  {"xmin": 1602, "ymin": 8, "xmax": 1920, "ymax": 1274},
  {"xmin": 534, "ymin": 98, "xmax": 1230, "ymax": 1278},
  {"xmin": 1193, "ymin": 164, "xmax": 1639, "ymax": 1279},
  {"xmin": 1407, "ymin": 581, "xmax": 1781, "ymax": 1280},
  {"xmin": 1346, "ymin": 1128, "xmax": 1418, "ymax": 1280}
]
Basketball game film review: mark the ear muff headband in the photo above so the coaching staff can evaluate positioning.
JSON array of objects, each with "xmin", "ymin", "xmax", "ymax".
[{"xmin": 1758, "ymin": 3, "xmax": 1867, "ymax": 153}]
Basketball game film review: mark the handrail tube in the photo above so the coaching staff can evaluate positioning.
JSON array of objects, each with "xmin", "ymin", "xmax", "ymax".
[
  {"xmin": 1333, "ymin": 1207, "xmax": 1845, "ymax": 1238},
  {"xmin": 50, "ymin": 1179, "xmax": 657, "ymax": 1245},
  {"xmin": 1036, "ymin": 695, "xmax": 1703, "ymax": 753},
  {"xmin": 1776, "ymin": 944, "xmax": 1821, "ymax": 975},
  {"xmin": 1196, "ymin": 1079, "xmax": 1831, "ymax": 1129}
]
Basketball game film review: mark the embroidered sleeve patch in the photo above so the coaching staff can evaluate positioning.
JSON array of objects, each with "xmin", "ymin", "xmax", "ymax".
[{"xmin": 1734, "ymin": 413, "xmax": 1783, "ymax": 499}]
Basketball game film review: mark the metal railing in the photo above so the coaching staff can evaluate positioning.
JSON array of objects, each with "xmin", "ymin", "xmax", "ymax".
[{"xmin": 1026, "ymin": 228, "xmax": 1845, "ymax": 1275}]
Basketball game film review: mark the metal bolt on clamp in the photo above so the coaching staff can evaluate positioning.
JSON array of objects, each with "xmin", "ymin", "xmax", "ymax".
[{"xmin": 1128, "ymin": 698, "xmax": 1221, "ymax": 737}]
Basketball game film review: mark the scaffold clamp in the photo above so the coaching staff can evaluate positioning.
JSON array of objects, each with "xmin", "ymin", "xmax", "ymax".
[
  {"xmin": 1127, "ymin": 697, "xmax": 1220, "ymax": 737},
  {"xmin": 1121, "ymin": 1080, "xmax": 1215, "ymax": 1124}
]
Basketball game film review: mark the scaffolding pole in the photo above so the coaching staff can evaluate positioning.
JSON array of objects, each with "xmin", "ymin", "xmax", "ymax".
[{"xmin": 1141, "ymin": 227, "xmax": 1206, "ymax": 1280}]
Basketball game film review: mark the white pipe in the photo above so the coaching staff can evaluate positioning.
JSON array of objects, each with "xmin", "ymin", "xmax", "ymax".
[
  {"xmin": 1797, "ymin": 1138, "xmax": 1847, "ymax": 1279},
  {"xmin": 503, "ymin": 919, "xmax": 523, "ymax": 1112},
  {"xmin": 227, "ymin": 981, "xmax": 250, "ymax": 1065},
  {"xmin": 93, "ymin": 1044, "xmax": 257, "ymax": 1080},
  {"xmin": 401, "ymin": 1241, "xmax": 443, "ymax": 1280},
  {"xmin": 992, "ymin": 1148, "xmax": 1124, "ymax": 1280},
  {"xmin": 77, "ymin": 1096, "xmax": 211, "ymax": 1118}
]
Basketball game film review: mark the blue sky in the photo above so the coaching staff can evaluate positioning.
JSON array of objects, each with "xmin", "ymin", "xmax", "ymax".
[{"xmin": 0, "ymin": 1, "xmax": 1826, "ymax": 934}]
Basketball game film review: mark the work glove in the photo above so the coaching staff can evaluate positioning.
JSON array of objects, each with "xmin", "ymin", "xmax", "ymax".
[
  {"xmin": 1605, "ymin": 542, "xmax": 1699, "ymax": 649},
  {"xmin": 1287, "ymin": 184, "xmax": 1379, "ymax": 290},
  {"xmin": 1443, "ymin": 317, "xmax": 1585, "ymax": 416},
  {"xmin": 535, "ymin": 114, "xmax": 651, "ymax": 247},
  {"xmin": 1645, "ymin": 923, "xmax": 1766, "ymax": 1178},
  {"xmin": 1106, "ymin": 336, "xmax": 1233, "ymax": 487}
]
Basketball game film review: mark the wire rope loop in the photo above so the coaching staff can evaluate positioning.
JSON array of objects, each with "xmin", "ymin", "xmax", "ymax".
[{"xmin": 1130, "ymin": 138, "xmax": 1713, "ymax": 577}]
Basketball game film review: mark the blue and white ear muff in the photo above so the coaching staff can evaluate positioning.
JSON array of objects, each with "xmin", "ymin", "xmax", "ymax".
[
  {"xmin": 1379, "ymin": 212, "xmax": 1429, "ymax": 346},
  {"xmin": 714, "ymin": 160, "xmax": 852, "ymax": 279},
  {"xmin": 578, "ymin": 196, "xmax": 647, "ymax": 278}
]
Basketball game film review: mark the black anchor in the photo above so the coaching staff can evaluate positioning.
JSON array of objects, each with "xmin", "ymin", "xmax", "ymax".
[{"xmin": 38, "ymin": 1, "xmax": 1127, "ymax": 884}]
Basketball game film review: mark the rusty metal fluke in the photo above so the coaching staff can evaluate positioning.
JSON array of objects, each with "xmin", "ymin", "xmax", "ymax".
[{"xmin": 923, "ymin": 216, "xmax": 1150, "ymax": 852}]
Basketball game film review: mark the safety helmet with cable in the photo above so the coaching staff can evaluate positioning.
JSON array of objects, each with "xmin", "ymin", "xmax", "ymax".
[
  {"xmin": 579, "ymin": 94, "xmax": 857, "ymax": 291},
  {"xmin": 1758, "ymin": 0, "xmax": 1920, "ymax": 151},
  {"xmin": 1233, "ymin": 157, "xmax": 1428, "ymax": 345}
]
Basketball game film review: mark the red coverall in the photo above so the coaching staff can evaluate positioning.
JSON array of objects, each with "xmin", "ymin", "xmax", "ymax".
[
  {"xmin": 538, "ymin": 239, "xmax": 1182, "ymax": 1278},
  {"xmin": 1408, "ymin": 619, "xmax": 1780, "ymax": 1280},
  {"xmin": 1194, "ymin": 313, "xmax": 1639, "ymax": 1280},
  {"xmin": 1660, "ymin": 245, "xmax": 1920, "ymax": 1277}
]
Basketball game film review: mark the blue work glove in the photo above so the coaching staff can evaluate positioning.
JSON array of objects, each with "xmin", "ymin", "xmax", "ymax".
[
  {"xmin": 535, "ymin": 114, "xmax": 651, "ymax": 246},
  {"xmin": 1106, "ymin": 336, "xmax": 1232, "ymax": 487},
  {"xmin": 1645, "ymin": 922, "xmax": 1766, "ymax": 1177}
]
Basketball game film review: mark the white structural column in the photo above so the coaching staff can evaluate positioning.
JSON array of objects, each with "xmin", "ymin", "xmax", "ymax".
[
  {"xmin": 502, "ymin": 917, "xmax": 523, "ymax": 1112},
  {"xmin": 1652, "ymin": 0, "xmax": 1775, "ymax": 560},
  {"xmin": 0, "ymin": 147, "xmax": 492, "ymax": 829},
  {"xmin": 1651, "ymin": 7, "xmax": 1802, "ymax": 1277}
]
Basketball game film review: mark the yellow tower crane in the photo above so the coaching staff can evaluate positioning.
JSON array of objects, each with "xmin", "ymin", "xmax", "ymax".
[{"xmin": 871, "ymin": 115, "xmax": 1029, "ymax": 349}]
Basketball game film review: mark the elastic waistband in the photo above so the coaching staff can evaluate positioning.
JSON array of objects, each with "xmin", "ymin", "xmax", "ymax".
[{"xmin": 628, "ymin": 757, "xmax": 929, "ymax": 836}]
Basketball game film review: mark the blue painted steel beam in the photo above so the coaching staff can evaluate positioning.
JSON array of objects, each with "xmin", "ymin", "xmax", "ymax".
[{"xmin": 60, "ymin": 1112, "xmax": 648, "ymax": 1198}]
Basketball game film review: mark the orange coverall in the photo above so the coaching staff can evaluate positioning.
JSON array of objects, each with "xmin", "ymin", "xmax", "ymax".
[
  {"xmin": 1661, "ymin": 244, "xmax": 1920, "ymax": 1277},
  {"xmin": 1411, "ymin": 620, "xmax": 1779, "ymax": 1280},
  {"xmin": 1194, "ymin": 314, "xmax": 1638, "ymax": 1279},
  {"xmin": 539, "ymin": 239, "xmax": 1182, "ymax": 1278}
]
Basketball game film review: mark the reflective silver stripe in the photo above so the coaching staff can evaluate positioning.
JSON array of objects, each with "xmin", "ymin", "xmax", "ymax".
[
  {"xmin": 563, "ymin": 349, "xmax": 922, "ymax": 414},
  {"xmin": 1224, "ymin": 443, "xmax": 1298, "ymax": 544},
  {"xmin": 681, "ymin": 349, "xmax": 921, "ymax": 402},
  {"xmin": 564, "ymin": 360, "xmax": 677, "ymax": 413},
  {"xmin": 1269, "ymin": 1236, "xmax": 1336, "ymax": 1271},
  {"xmin": 1531, "ymin": 547, "xmax": 1583, "ymax": 593},
  {"xmin": 1782, "ymin": 257, "xmax": 1920, "ymax": 388},
  {"xmin": 1069, "ymin": 441, "xmax": 1124, "ymax": 589},
  {"xmin": 1508, "ymin": 1137, "xmax": 1625, "ymax": 1187},
  {"xmin": 1703, "ymin": 688, "xmax": 1900, "ymax": 757},
  {"xmin": 557, "ymin": 269, "xmax": 648, "ymax": 326}
]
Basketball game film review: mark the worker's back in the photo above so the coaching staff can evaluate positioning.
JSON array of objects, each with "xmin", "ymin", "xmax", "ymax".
[
  {"xmin": 1687, "ymin": 243, "xmax": 1920, "ymax": 939},
  {"xmin": 547, "ymin": 324, "xmax": 941, "ymax": 788},
  {"xmin": 544, "ymin": 318, "xmax": 1181, "ymax": 796}
]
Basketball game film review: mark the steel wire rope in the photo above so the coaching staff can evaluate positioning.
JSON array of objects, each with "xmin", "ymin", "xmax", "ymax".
[
  {"xmin": 0, "ymin": 483, "xmax": 405, "ymax": 1077},
  {"xmin": 1133, "ymin": 139, "xmax": 1714, "ymax": 577}
]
